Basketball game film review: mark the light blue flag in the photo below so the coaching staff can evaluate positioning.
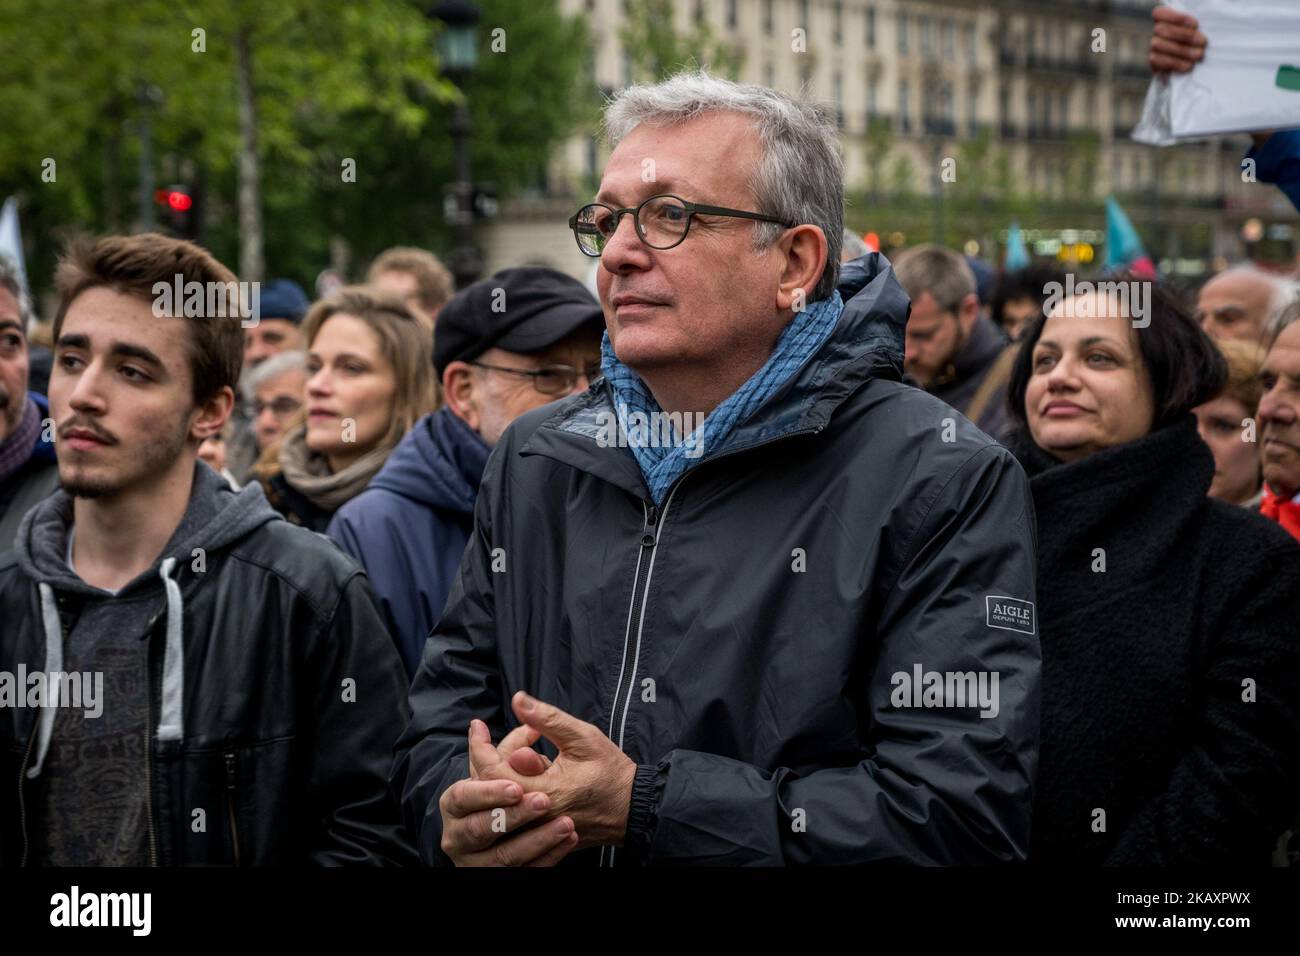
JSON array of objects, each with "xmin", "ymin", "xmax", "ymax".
[
  {"xmin": 1104, "ymin": 195, "xmax": 1154, "ymax": 273},
  {"xmin": 1005, "ymin": 221, "xmax": 1030, "ymax": 271}
]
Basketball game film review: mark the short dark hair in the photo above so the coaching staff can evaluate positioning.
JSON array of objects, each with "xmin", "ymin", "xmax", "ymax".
[
  {"xmin": 990, "ymin": 265, "xmax": 1064, "ymax": 331},
  {"xmin": 54, "ymin": 233, "xmax": 244, "ymax": 405},
  {"xmin": 1006, "ymin": 271, "xmax": 1227, "ymax": 435}
]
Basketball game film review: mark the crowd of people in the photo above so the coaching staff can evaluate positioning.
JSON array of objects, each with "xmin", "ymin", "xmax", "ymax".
[{"xmin": 0, "ymin": 12, "xmax": 1299, "ymax": 867}]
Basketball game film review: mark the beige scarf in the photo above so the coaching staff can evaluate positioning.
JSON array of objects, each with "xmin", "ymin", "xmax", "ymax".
[{"xmin": 276, "ymin": 424, "xmax": 394, "ymax": 511}]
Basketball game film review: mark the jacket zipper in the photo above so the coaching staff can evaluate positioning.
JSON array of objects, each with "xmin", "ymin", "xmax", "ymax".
[
  {"xmin": 601, "ymin": 484, "xmax": 681, "ymax": 867},
  {"xmin": 144, "ymin": 626, "xmax": 160, "ymax": 867},
  {"xmin": 223, "ymin": 750, "xmax": 242, "ymax": 866},
  {"xmin": 600, "ymin": 425, "xmax": 824, "ymax": 868},
  {"xmin": 16, "ymin": 721, "xmax": 37, "ymax": 866}
]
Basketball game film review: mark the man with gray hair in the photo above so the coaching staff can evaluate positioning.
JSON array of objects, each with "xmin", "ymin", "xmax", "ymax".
[
  {"xmin": 1258, "ymin": 299, "xmax": 1300, "ymax": 543},
  {"xmin": 894, "ymin": 244, "xmax": 1016, "ymax": 439},
  {"xmin": 1197, "ymin": 264, "xmax": 1299, "ymax": 344},
  {"xmin": 0, "ymin": 257, "xmax": 57, "ymax": 550},
  {"xmin": 395, "ymin": 71, "xmax": 1040, "ymax": 866}
]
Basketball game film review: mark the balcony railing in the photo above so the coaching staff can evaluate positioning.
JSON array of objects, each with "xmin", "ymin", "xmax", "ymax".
[
  {"xmin": 1026, "ymin": 52, "xmax": 1097, "ymax": 75},
  {"xmin": 1026, "ymin": 124, "xmax": 1069, "ymax": 141},
  {"xmin": 923, "ymin": 116, "xmax": 957, "ymax": 137}
]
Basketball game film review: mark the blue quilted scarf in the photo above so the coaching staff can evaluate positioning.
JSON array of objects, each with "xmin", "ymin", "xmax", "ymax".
[{"xmin": 600, "ymin": 290, "xmax": 844, "ymax": 504}]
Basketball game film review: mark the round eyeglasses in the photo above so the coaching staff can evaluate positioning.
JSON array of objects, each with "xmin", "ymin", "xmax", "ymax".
[
  {"xmin": 568, "ymin": 193, "xmax": 793, "ymax": 258},
  {"xmin": 469, "ymin": 361, "xmax": 602, "ymax": 396}
]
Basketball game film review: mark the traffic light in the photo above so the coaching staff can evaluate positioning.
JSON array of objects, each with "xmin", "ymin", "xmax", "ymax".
[{"xmin": 154, "ymin": 185, "xmax": 197, "ymax": 239}]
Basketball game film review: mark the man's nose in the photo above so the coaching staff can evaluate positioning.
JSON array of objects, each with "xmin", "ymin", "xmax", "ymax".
[
  {"xmin": 67, "ymin": 361, "xmax": 108, "ymax": 412},
  {"xmin": 600, "ymin": 213, "xmax": 651, "ymax": 274},
  {"xmin": 1260, "ymin": 391, "xmax": 1296, "ymax": 425}
]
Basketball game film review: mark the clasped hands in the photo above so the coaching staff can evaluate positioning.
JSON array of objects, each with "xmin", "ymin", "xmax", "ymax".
[{"xmin": 438, "ymin": 691, "xmax": 638, "ymax": 866}]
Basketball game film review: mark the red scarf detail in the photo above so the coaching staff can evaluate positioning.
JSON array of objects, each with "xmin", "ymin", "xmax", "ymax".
[{"xmin": 1260, "ymin": 486, "xmax": 1300, "ymax": 542}]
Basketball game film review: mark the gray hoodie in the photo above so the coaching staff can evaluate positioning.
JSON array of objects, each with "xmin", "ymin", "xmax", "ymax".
[{"xmin": 13, "ymin": 463, "xmax": 279, "ymax": 864}]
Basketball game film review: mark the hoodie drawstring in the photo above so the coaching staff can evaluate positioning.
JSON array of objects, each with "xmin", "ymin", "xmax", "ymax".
[
  {"xmin": 25, "ymin": 558, "xmax": 186, "ymax": 779},
  {"xmin": 26, "ymin": 584, "xmax": 64, "ymax": 778},
  {"xmin": 155, "ymin": 557, "xmax": 185, "ymax": 742}
]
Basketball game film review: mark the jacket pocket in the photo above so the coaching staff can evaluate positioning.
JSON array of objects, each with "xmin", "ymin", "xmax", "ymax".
[{"xmin": 223, "ymin": 750, "xmax": 242, "ymax": 867}]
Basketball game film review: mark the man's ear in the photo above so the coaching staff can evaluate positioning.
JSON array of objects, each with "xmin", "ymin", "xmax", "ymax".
[
  {"xmin": 957, "ymin": 292, "xmax": 981, "ymax": 335},
  {"xmin": 442, "ymin": 361, "xmax": 480, "ymax": 432},
  {"xmin": 189, "ymin": 386, "xmax": 235, "ymax": 443},
  {"xmin": 774, "ymin": 224, "xmax": 829, "ymax": 314}
]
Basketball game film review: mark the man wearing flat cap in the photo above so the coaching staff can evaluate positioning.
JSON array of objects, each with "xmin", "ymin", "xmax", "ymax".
[{"xmin": 327, "ymin": 266, "xmax": 604, "ymax": 676}]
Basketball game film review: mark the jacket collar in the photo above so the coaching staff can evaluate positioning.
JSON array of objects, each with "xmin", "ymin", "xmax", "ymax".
[
  {"xmin": 518, "ymin": 252, "xmax": 909, "ymax": 500},
  {"xmin": 1024, "ymin": 415, "xmax": 1213, "ymax": 547}
]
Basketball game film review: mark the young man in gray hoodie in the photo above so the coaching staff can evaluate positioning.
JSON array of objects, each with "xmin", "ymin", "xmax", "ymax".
[{"xmin": 0, "ymin": 233, "xmax": 414, "ymax": 866}]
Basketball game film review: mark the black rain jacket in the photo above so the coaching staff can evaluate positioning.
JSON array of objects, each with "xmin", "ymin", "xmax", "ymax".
[{"xmin": 394, "ymin": 254, "xmax": 1041, "ymax": 866}]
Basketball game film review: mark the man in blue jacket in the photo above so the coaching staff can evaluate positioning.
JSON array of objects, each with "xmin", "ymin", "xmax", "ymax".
[{"xmin": 328, "ymin": 267, "xmax": 603, "ymax": 676}]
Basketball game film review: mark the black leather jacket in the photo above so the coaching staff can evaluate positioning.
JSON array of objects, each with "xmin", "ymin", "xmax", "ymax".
[{"xmin": 0, "ymin": 464, "xmax": 415, "ymax": 866}]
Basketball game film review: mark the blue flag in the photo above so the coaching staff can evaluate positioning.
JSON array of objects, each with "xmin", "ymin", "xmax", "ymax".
[
  {"xmin": 1104, "ymin": 195, "xmax": 1154, "ymax": 274},
  {"xmin": 1005, "ymin": 221, "xmax": 1030, "ymax": 271}
]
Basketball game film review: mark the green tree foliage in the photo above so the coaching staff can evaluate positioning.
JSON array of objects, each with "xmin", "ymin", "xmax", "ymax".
[{"xmin": 0, "ymin": 0, "xmax": 590, "ymax": 298}]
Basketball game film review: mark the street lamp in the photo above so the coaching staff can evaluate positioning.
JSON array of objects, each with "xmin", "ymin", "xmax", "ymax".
[
  {"xmin": 136, "ymin": 84, "xmax": 164, "ymax": 232},
  {"xmin": 428, "ymin": 0, "xmax": 483, "ymax": 289}
]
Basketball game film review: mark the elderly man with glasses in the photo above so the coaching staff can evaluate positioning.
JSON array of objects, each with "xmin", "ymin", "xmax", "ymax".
[
  {"xmin": 327, "ymin": 266, "xmax": 604, "ymax": 677},
  {"xmin": 395, "ymin": 72, "xmax": 1041, "ymax": 867}
]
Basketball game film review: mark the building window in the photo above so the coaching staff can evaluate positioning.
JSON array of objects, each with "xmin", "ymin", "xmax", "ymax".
[
  {"xmin": 727, "ymin": 0, "xmax": 738, "ymax": 30},
  {"xmin": 920, "ymin": 16, "xmax": 932, "ymax": 58},
  {"xmin": 898, "ymin": 12, "xmax": 909, "ymax": 54},
  {"xmin": 764, "ymin": 61, "xmax": 775, "ymax": 88},
  {"xmin": 833, "ymin": 71, "xmax": 844, "ymax": 128},
  {"xmin": 833, "ymin": 1, "xmax": 843, "ymax": 42},
  {"xmin": 968, "ymin": 87, "xmax": 979, "ymax": 134},
  {"xmin": 965, "ymin": 22, "xmax": 977, "ymax": 62},
  {"xmin": 799, "ymin": 0, "xmax": 809, "ymax": 30},
  {"xmin": 868, "ymin": 80, "xmax": 877, "ymax": 118},
  {"xmin": 899, "ymin": 79, "xmax": 911, "ymax": 133},
  {"xmin": 694, "ymin": 0, "xmax": 705, "ymax": 28},
  {"xmin": 763, "ymin": 0, "xmax": 773, "ymax": 36},
  {"xmin": 866, "ymin": 5, "xmax": 876, "ymax": 50},
  {"xmin": 942, "ymin": 19, "xmax": 955, "ymax": 59}
]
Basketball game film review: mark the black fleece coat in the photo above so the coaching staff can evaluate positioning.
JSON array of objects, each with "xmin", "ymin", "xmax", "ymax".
[{"xmin": 1023, "ymin": 416, "xmax": 1300, "ymax": 865}]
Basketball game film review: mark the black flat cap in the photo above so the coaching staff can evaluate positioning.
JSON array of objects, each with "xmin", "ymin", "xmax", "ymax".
[{"xmin": 433, "ymin": 266, "xmax": 605, "ymax": 376}]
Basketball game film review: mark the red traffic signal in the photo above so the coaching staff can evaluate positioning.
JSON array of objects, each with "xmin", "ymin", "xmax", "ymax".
[{"xmin": 154, "ymin": 188, "xmax": 193, "ymax": 212}]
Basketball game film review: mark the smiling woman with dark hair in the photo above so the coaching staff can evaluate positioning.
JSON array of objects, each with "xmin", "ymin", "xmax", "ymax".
[{"xmin": 1006, "ymin": 273, "xmax": 1300, "ymax": 865}]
